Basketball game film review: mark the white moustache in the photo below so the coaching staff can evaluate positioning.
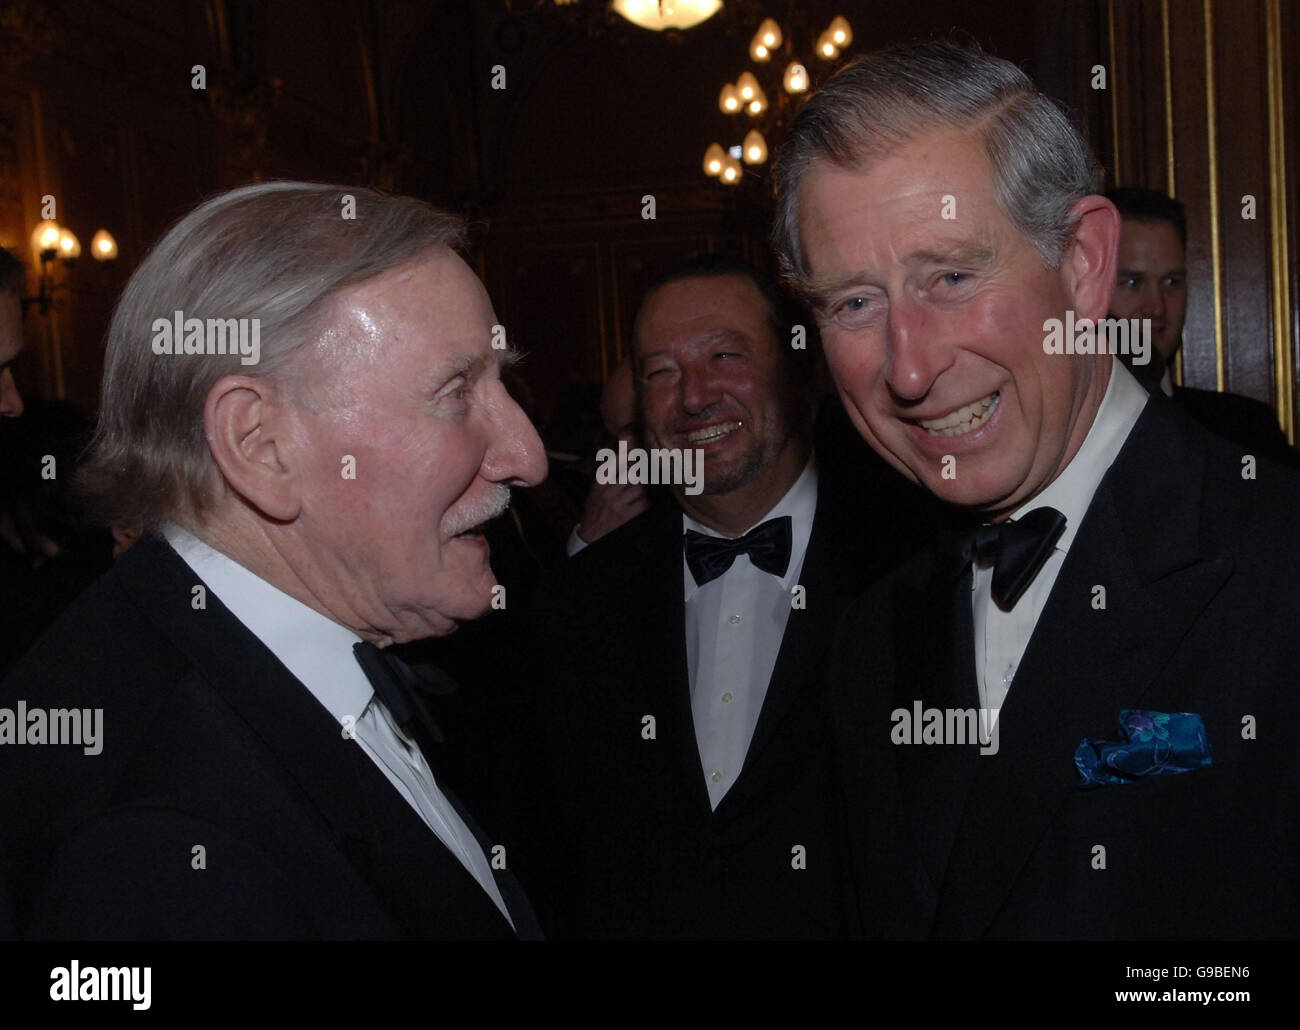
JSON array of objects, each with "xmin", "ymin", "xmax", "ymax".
[{"xmin": 448, "ymin": 485, "xmax": 511, "ymax": 536}]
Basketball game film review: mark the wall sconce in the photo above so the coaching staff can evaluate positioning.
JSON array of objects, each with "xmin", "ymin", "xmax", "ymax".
[{"xmin": 23, "ymin": 219, "xmax": 117, "ymax": 316}]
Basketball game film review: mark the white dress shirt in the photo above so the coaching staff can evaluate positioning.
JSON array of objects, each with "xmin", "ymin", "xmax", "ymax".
[
  {"xmin": 972, "ymin": 358, "xmax": 1149, "ymax": 724},
  {"xmin": 162, "ymin": 524, "xmax": 513, "ymax": 928},
  {"xmin": 683, "ymin": 457, "xmax": 817, "ymax": 809}
]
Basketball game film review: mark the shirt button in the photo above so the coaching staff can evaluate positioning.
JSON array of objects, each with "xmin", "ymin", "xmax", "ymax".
[
  {"xmin": 729, "ymin": 614, "xmax": 742, "ymax": 625},
  {"xmin": 722, "ymin": 692, "xmax": 733, "ymax": 704},
  {"xmin": 711, "ymin": 770, "xmax": 723, "ymax": 783}
]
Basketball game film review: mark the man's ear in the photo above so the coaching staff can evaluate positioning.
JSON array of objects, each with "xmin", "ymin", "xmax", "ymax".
[
  {"xmin": 204, "ymin": 374, "xmax": 302, "ymax": 522},
  {"xmin": 1061, "ymin": 195, "xmax": 1121, "ymax": 323}
]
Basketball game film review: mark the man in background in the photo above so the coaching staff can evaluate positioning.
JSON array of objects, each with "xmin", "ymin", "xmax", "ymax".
[
  {"xmin": 1106, "ymin": 186, "xmax": 1295, "ymax": 463},
  {"xmin": 568, "ymin": 359, "xmax": 651, "ymax": 553},
  {"xmin": 508, "ymin": 255, "xmax": 951, "ymax": 938}
]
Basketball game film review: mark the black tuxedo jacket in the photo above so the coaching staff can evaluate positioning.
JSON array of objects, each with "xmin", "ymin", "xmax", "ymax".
[
  {"xmin": 0, "ymin": 535, "xmax": 540, "ymax": 940},
  {"xmin": 1167, "ymin": 385, "xmax": 1297, "ymax": 466},
  {"xmin": 831, "ymin": 398, "xmax": 1300, "ymax": 939},
  {"xmin": 504, "ymin": 425, "xmax": 957, "ymax": 939}
]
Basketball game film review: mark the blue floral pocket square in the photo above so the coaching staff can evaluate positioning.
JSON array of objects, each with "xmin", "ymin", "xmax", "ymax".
[{"xmin": 1074, "ymin": 710, "xmax": 1212, "ymax": 788}]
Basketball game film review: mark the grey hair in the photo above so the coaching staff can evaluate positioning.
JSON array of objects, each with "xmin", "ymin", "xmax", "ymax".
[
  {"xmin": 81, "ymin": 181, "xmax": 466, "ymax": 531},
  {"xmin": 772, "ymin": 39, "xmax": 1095, "ymax": 286}
]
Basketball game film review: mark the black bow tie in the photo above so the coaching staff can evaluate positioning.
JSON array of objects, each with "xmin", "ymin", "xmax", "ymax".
[
  {"xmin": 684, "ymin": 515, "xmax": 793, "ymax": 586},
  {"xmin": 353, "ymin": 640, "xmax": 460, "ymax": 746},
  {"xmin": 961, "ymin": 506, "xmax": 1067, "ymax": 610}
]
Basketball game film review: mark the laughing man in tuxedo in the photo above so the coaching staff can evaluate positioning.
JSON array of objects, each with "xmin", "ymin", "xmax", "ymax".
[
  {"xmin": 774, "ymin": 40, "xmax": 1300, "ymax": 938},
  {"xmin": 511, "ymin": 255, "xmax": 950, "ymax": 938},
  {"xmin": 0, "ymin": 183, "xmax": 547, "ymax": 939}
]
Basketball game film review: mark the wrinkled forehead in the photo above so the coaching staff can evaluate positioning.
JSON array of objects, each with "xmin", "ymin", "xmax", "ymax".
[
  {"xmin": 321, "ymin": 248, "xmax": 491, "ymax": 358},
  {"xmin": 633, "ymin": 274, "xmax": 779, "ymax": 360},
  {"xmin": 1118, "ymin": 218, "xmax": 1185, "ymax": 264}
]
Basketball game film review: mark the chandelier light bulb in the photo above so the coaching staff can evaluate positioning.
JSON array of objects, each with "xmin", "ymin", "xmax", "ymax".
[
  {"xmin": 757, "ymin": 18, "xmax": 782, "ymax": 49},
  {"xmin": 612, "ymin": 0, "xmax": 722, "ymax": 31},
  {"xmin": 57, "ymin": 228, "xmax": 81, "ymax": 259},
  {"xmin": 91, "ymin": 229, "xmax": 119, "ymax": 261},
  {"xmin": 703, "ymin": 142, "xmax": 726, "ymax": 176},
  {"xmin": 31, "ymin": 220, "xmax": 61, "ymax": 256}
]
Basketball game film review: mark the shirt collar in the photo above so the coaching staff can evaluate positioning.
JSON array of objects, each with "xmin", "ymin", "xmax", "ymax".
[
  {"xmin": 1010, "ymin": 356, "xmax": 1149, "ymax": 555},
  {"xmin": 682, "ymin": 453, "xmax": 819, "ymax": 600},
  {"xmin": 162, "ymin": 524, "xmax": 374, "ymax": 725}
]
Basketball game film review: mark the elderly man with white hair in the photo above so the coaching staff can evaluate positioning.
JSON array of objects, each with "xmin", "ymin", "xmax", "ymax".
[{"xmin": 0, "ymin": 182, "xmax": 547, "ymax": 939}]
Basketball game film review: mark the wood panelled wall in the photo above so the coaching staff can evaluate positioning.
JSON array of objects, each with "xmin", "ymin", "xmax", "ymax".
[
  {"xmin": 2, "ymin": 0, "xmax": 1293, "ymax": 440},
  {"xmin": 1105, "ymin": 0, "xmax": 1296, "ymax": 440},
  {"xmin": 0, "ymin": 0, "xmax": 391, "ymax": 413}
]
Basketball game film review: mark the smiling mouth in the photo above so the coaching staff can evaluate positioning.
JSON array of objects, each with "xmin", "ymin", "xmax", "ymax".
[
  {"xmin": 913, "ymin": 392, "xmax": 1000, "ymax": 437},
  {"xmin": 684, "ymin": 420, "xmax": 743, "ymax": 445}
]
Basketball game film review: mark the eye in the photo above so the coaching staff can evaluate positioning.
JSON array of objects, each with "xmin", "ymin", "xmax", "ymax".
[
  {"xmin": 438, "ymin": 375, "xmax": 468, "ymax": 402},
  {"xmin": 1118, "ymin": 276, "xmax": 1140, "ymax": 289},
  {"xmin": 827, "ymin": 294, "xmax": 880, "ymax": 331},
  {"xmin": 1162, "ymin": 275, "xmax": 1185, "ymax": 289},
  {"xmin": 831, "ymin": 296, "xmax": 871, "ymax": 320},
  {"xmin": 941, "ymin": 272, "xmax": 966, "ymax": 287}
]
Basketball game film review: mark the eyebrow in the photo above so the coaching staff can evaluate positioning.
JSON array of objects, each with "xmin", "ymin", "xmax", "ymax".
[
  {"xmin": 425, "ymin": 345, "xmax": 522, "ymax": 393},
  {"xmin": 639, "ymin": 329, "xmax": 748, "ymax": 365},
  {"xmin": 796, "ymin": 241, "xmax": 995, "ymax": 308}
]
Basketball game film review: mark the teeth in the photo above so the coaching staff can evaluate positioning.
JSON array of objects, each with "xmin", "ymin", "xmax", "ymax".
[
  {"xmin": 919, "ymin": 393, "xmax": 999, "ymax": 437},
  {"xmin": 686, "ymin": 420, "xmax": 743, "ymax": 444}
]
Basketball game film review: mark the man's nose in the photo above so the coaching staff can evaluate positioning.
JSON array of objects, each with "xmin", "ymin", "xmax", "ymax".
[
  {"xmin": 1137, "ymin": 283, "xmax": 1166, "ymax": 319},
  {"xmin": 485, "ymin": 390, "xmax": 547, "ymax": 487},
  {"xmin": 678, "ymin": 363, "xmax": 719, "ymax": 414},
  {"xmin": 0, "ymin": 368, "xmax": 23, "ymax": 418},
  {"xmin": 883, "ymin": 297, "xmax": 947, "ymax": 402}
]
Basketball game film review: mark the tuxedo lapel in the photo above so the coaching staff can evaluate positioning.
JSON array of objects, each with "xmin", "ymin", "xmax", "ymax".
[
  {"xmin": 432, "ymin": 773, "xmax": 544, "ymax": 940},
  {"xmin": 887, "ymin": 535, "xmax": 982, "ymax": 929},
  {"xmin": 625, "ymin": 504, "xmax": 711, "ymax": 812},
  {"xmin": 733, "ymin": 480, "xmax": 848, "ymax": 797},
  {"xmin": 931, "ymin": 403, "xmax": 1233, "ymax": 938},
  {"xmin": 116, "ymin": 536, "xmax": 517, "ymax": 938}
]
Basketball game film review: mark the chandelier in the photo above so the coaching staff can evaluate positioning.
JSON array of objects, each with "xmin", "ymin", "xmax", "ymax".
[
  {"xmin": 611, "ymin": 0, "xmax": 724, "ymax": 31},
  {"xmin": 703, "ymin": 12, "xmax": 853, "ymax": 185}
]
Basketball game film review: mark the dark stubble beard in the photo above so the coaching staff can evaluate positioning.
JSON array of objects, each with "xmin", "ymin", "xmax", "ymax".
[{"xmin": 700, "ymin": 411, "xmax": 796, "ymax": 497}]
